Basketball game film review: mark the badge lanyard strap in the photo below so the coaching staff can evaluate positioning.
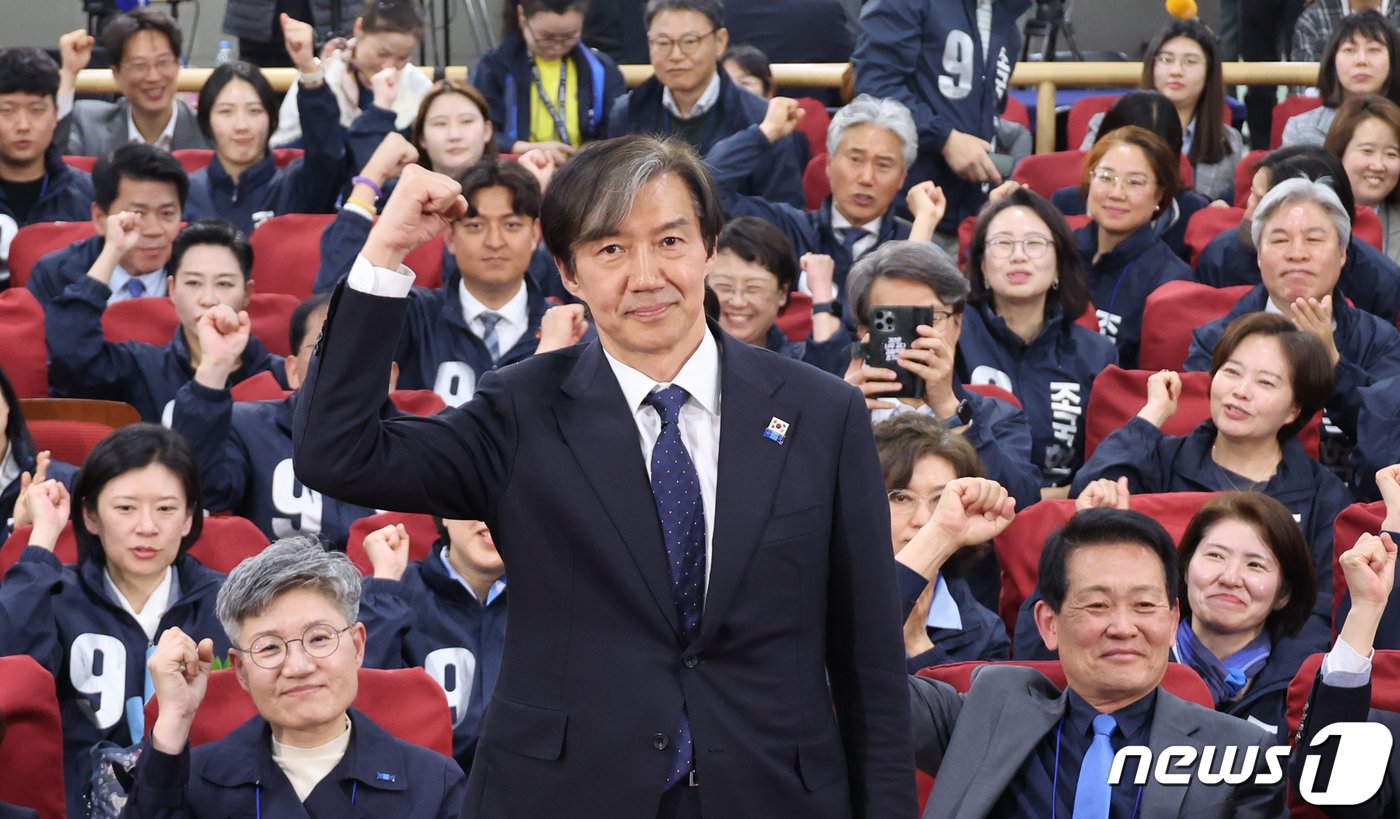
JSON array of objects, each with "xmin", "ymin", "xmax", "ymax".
[{"xmin": 531, "ymin": 59, "xmax": 570, "ymax": 145}]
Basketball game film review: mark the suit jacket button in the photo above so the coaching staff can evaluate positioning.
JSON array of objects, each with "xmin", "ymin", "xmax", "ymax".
[
  {"xmin": 652, "ymin": 733, "xmax": 670, "ymax": 751},
  {"xmin": 683, "ymin": 654, "xmax": 700, "ymax": 668}
]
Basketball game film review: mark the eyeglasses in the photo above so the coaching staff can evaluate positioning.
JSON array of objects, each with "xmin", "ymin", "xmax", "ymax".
[
  {"xmin": 888, "ymin": 488, "xmax": 941, "ymax": 517},
  {"xmin": 710, "ymin": 281, "xmax": 779, "ymax": 301},
  {"xmin": 121, "ymin": 57, "xmax": 179, "ymax": 76},
  {"xmin": 1090, "ymin": 168, "xmax": 1154, "ymax": 193},
  {"xmin": 1155, "ymin": 53, "xmax": 1205, "ymax": 69},
  {"xmin": 925, "ymin": 310, "xmax": 957, "ymax": 326},
  {"xmin": 647, "ymin": 29, "xmax": 717, "ymax": 56},
  {"xmin": 237, "ymin": 624, "xmax": 353, "ymax": 669},
  {"xmin": 523, "ymin": 18, "xmax": 582, "ymax": 48},
  {"xmin": 984, "ymin": 236, "xmax": 1053, "ymax": 259}
]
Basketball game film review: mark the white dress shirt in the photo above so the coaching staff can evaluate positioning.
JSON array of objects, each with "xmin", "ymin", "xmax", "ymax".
[
  {"xmin": 108, "ymin": 265, "xmax": 169, "ymax": 305},
  {"xmin": 127, "ymin": 106, "xmax": 179, "ymax": 152},
  {"xmin": 662, "ymin": 72, "xmax": 722, "ymax": 120},
  {"xmin": 105, "ymin": 566, "xmax": 178, "ymax": 643},
  {"xmin": 459, "ymin": 279, "xmax": 529, "ymax": 355}
]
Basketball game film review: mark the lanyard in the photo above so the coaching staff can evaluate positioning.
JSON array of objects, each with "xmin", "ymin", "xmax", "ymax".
[{"xmin": 530, "ymin": 59, "xmax": 570, "ymax": 145}]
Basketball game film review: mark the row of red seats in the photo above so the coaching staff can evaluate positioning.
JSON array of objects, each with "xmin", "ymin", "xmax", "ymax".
[{"xmin": 59, "ymin": 148, "xmax": 305, "ymax": 176}]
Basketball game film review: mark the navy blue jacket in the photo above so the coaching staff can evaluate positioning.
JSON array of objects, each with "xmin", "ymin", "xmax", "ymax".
[
  {"xmin": 1075, "ymin": 223, "xmax": 1193, "ymax": 369},
  {"xmin": 1291, "ymin": 668, "xmax": 1400, "ymax": 819},
  {"xmin": 0, "ymin": 438, "xmax": 78, "ymax": 542},
  {"xmin": 45, "ymin": 276, "xmax": 287, "ymax": 423},
  {"xmin": 122, "ymin": 708, "xmax": 466, "ymax": 818},
  {"xmin": 471, "ymin": 31, "xmax": 625, "ymax": 153},
  {"xmin": 361, "ymin": 544, "xmax": 507, "ymax": 774},
  {"xmin": 1072, "ymin": 417, "xmax": 1350, "ymax": 650},
  {"xmin": 184, "ymin": 82, "xmax": 345, "ymax": 235},
  {"xmin": 1356, "ymin": 376, "xmax": 1400, "ymax": 501},
  {"xmin": 706, "ymin": 124, "xmax": 913, "ymax": 299},
  {"xmin": 896, "ymin": 563, "xmax": 1009, "ymax": 672},
  {"xmin": 852, "ymin": 0, "xmax": 1031, "ymax": 232},
  {"xmin": 26, "ymin": 234, "xmax": 109, "ymax": 310},
  {"xmin": 1185, "ymin": 286, "xmax": 1400, "ymax": 488},
  {"xmin": 0, "ymin": 550, "xmax": 227, "ymax": 818},
  {"xmin": 171, "ymin": 383, "xmax": 379, "ymax": 547},
  {"xmin": 958, "ymin": 300, "xmax": 1119, "ymax": 488},
  {"xmin": 1195, "ymin": 227, "xmax": 1400, "ymax": 325},
  {"xmin": 607, "ymin": 70, "xmax": 806, "ymax": 208},
  {"xmin": 0, "ymin": 144, "xmax": 93, "ymax": 233},
  {"xmin": 1050, "ymin": 185, "xmax": 1210, "ymax": 264}
]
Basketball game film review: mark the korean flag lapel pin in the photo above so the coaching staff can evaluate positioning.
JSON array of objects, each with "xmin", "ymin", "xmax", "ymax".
[{"xmin": 763, "ymin": 416, "xmax": 790, "ymax": 445}]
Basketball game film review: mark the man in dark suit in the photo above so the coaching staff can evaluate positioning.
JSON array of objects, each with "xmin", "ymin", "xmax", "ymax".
[
  {"xmin": 53, "ymin": 9, "xmax": 208, "ymax": 156},
  {"xmin": 292, "ymin": 136, "xmax": 915, "ymax": 818},
  {"xmin": 909, "ymin": 508, "xmax": 1284, "ymax": 818}
]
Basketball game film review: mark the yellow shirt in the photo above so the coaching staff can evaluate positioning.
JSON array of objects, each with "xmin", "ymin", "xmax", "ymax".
[{"xmin": 529, "ymin": 56, "xmax": 581, "ymax": 146}]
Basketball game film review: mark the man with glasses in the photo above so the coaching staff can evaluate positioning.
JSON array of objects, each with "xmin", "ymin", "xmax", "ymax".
[
  {"xmin": 53, "ymin": 8, "xmax": 209, "ymax": 156},
  {"xmin": 472, "ymin": 0, "xmax": 626, "ymax": 163},
  {"xmin": 608, "ymin": 0, "xmax": 806, "ymax": 207},
  {"xmin": 126, "ymin": 537, "xmax": 468, "ymax": 816}
]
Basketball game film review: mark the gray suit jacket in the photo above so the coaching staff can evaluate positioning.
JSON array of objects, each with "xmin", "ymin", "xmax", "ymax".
[
  {"xmin": 910, "ymin": 665, "xmax": 1285, "ymax": 819},
  {"xmin": 58, "ymin": 97, "xmax": 207, "ymax": 156}
]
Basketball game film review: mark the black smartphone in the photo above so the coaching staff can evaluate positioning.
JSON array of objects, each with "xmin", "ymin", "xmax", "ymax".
[{"xmin": 865, "ymin": 305, "xmax": 933, "ymax": 399}]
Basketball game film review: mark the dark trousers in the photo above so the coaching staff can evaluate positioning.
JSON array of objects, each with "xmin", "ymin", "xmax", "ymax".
[
  {"xmin": 1239, "ymin": 0, "xmax": 1306, "ymax": 148},
  {"xmin": 657, "ymin": 782, "xmax": 701, "ymax": 819}
]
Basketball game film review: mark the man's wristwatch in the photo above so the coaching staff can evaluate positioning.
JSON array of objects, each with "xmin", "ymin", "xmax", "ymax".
[
  {"xmin": 812, "ymin": 299, "xmax": 842, "ymax": 316},
  {"xmin": 939, "ymin": 398, "xmax": 973, "ymax": 429}
]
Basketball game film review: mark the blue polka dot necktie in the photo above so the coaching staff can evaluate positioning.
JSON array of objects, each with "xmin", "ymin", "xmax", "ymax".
[
  {"xmin": 841, "ymin": 226, "xmax": 869, "ymax": 261},
  {"xmin": 124, "ymin": 278, "xmax": 146, "ymax": 300},
  {"xmin": 642, "ymin": 384, "xmax": 706, "ymax": 788},
  {"xmin": 479, "ymin": 311, "xmax": 503, "ymax": 362},
  {"xmin": 1073, "ymin": 713, "xmax": 1118, "ymax": 819}
]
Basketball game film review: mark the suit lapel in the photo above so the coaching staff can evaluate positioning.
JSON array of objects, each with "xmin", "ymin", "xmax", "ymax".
[
  {"xmin": 1140, "ymin": 690, "xmax": 1200, "ymax": 819},
  {"xmin": 695, "ymin": 336, "xmax": 794, "ymax": 647},
  {"xmin": 556, "ymin": 342, "xmax": 681, "ymax": 639}
]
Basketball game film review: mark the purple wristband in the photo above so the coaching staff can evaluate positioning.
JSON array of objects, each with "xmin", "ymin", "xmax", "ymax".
[{"xmin": 351, "ymin": 175, "xmax": 383, "ymax": 199}]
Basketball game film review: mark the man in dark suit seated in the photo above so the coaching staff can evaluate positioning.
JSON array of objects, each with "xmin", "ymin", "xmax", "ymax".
[
  {"xmin": 291, "ymin": 135, "xmax": 915, "ymax": 817},
  {"xmin": 124, "ymin": 537, "xmax": 467, "ymax": 817},
  {"xmin": 909, "ymin": 508, "xmax": 1284, "ymax": 818},
  {"xmin": 53, "ymin": 9, "xmax": 209, "ymax": 156},
  {"xmin": 608, "ymin": 0, "xmax": 805, "ymax": 208},
  {"xmin": 1291, "ymin": 517, "xmax": 1400, "ymax": 816},
  {"xmin": 0, "ymin": 47, "xmax": 95, "ymax": 286},
  {"xmin": 26, "ymin": 143, "xmax": 186, "ymax": 308},
  {"xmin": 705, "ymin": 94, "xmax": 916, "ymax": 310}
]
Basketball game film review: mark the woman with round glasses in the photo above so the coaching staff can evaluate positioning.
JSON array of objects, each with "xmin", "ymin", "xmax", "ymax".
[
  {"xmin": 1283, "ymin": 11, "xmax": 1400, "ymax": 147},
  {"xmin": 1075, "ymin": 124, "xmax": 1193, "ymax": 369},
  {"xmin": 0, "ymin": 425, "xmax": 227, "ymax": 818},
  {"xmin": 1080, "ymin": 20, "xmax": 1244, "ymax": 202},
  {"xmin": 472, "ymin": 0, "xmax": 625, "ymax": 165},
  {"xmin": 125, "ymin": 537, "xmax": 466, "ymax": 816},
  {"xmin": 874, "ymin": 413, "xmax": 1011, "ymax": 671},
  {"xmin": 961, "ymin": 187, "xmax": 1118, "ymax": 496}
]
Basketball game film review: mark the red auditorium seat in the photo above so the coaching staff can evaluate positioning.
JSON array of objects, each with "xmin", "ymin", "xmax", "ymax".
[
  {"xmin": 246, "ymin": 292, "xmax": 301, "ymax": 357},
  {"xmin": 102, "ymin": 297, "xmax": 179, "ymax": 345},
  {"xmin": 1355, "ymin": 205, "xmax": 1384, "ymax": 251},
  {"xmin": 1011, "ymin": 150, "xmax": 1085, "ymax": 199},
  {"xmin": 1138, "ymin": 281, "xmax": 1251, "ymax": 371},
  {"xmin": 144, "ymin": 667, "xmax": 453, "ymax": 755},
  {"xmin": 249, "ymin": 213, "xmax": 336, "ymax": 297},
  {"xmin": 794, "ymin": 97, "xmax": 831, "ymax": 156},
  {"xmin": 803, "ymin": 152, "xmax": 830, "ymax": 211},
  {"xmin": 1285, "ymin": 650, "xmax": 1400, "ymax": 818},
  {"xmin": 229, "ymin": 370, "xmax": 290, "ymax": 402},
  {"xmin": 1234, "ymin": 149, "xmax": 1267, "ymax": 209},
  {"xmin": 172, "ymin": 149, "xmax": 214, "ymax": 173},
  {"xmin": 390, "ymin": 389, "xmax": 448, "ymax": 416},
  {"xmin": 3, "ymin": 516, "xmax": 266, "ymax": 578},
  {"xmin": 19, "ymin": 398, "xmax": 141, "ymax": 467},
  {"xmin": 1332, "ymin": 501, "xmax": 1386, "ymax": 631},
  {"xmin": 1068, "ymin": 94, "xmax": 1122, "ymax": 149},
  {"xmin": 271, "ymin": 148, "xmax": 304, "ymax": 168},
  {"xmin": 1084, "ymin": 366, "xmax": 1321, "ymax": 461},
  {"xmin": 61, "ymin": 154, "xmax": 98, "ymax": 173},
  {"xmin": 8, "ymin": 221, "xmax": 96, "ymax": 289},
  {"xmin": 0, "ymin": 655, "xmax": 66, "ymax": 819},
  {"xmin": 1002, "ymin": 95, "xmax": 1031, "ymax": 131},
  {"xmin": 1183, "ymin": 206, "xmax": 1245, "ymax": 268},
  {"xmin": 993, "ymin": 493, "xmax": 1216, "ymax": 638},
  {"xmin": 965, "ymin": 382, "xmax": 1022, "ymax": 409},
  {"xmin": 0, "ymin": 289, "xmax": 49, "ymax": 398},
  {"xmin": 775, "ymin": 291, "xmax": 813, "ymax": 342},
  {"xmin": 1271, "ymin": 95, "xmax": 1323, "ymax": 149},
  {"xmin": 345, "ymin": 512, "xmax": 441, "ymax": 576}
]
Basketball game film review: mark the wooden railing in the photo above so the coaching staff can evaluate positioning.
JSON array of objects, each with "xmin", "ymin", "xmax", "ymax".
[{"xmin": 74, "ymin": 61, "xmax": 1321, "ymax": 154}]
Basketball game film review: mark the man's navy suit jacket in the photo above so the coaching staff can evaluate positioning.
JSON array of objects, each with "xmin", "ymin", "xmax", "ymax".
[{"xmin": 292, "ymin": 283, "xmax": 916, "ymax": 818}]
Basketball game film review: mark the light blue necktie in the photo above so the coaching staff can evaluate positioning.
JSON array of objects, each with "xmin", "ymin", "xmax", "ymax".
[
  {"xmin": 1073, "ymin": 713, "xmax": 1118, "ymax": 819},
  {"xmin": 478, "ymin": 311, "xmax": 503, "ymax": 362},
  {"xmin": 124, "ymin": 278, "xmax": 146, "ymax": 299},
  {"xmin": 643, "ymin": 385, "xmax": 706, "ymax": 788}
]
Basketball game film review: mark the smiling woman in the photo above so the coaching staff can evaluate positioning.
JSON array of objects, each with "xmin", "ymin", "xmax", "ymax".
[
  {"xmin": 1325, "ymin": 94, "xmax": 1400, "ymax": 264},
  {"xmin": 0, "ymin": 425, "xmax": 229, "ymax": 818}
]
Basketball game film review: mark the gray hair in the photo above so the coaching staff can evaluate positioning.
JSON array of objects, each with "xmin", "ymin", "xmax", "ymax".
[
  {"xmin": 846, "ymin": 240, "xmax": 969, "ymax": 327},
  {"xmin": 643, "ymin": 0, "xmax": 724, "ymax": 29},
  {"xmin": 216, "ymin": 536, "xmax": 362, "ymax": 644},
  {"xmin": 1251, "ymin": 176, "xmax": 1352, "ymax": 249},
  {"xmin": 827, "ymin": 94, "xmax": 918, "ymax": 170}
]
